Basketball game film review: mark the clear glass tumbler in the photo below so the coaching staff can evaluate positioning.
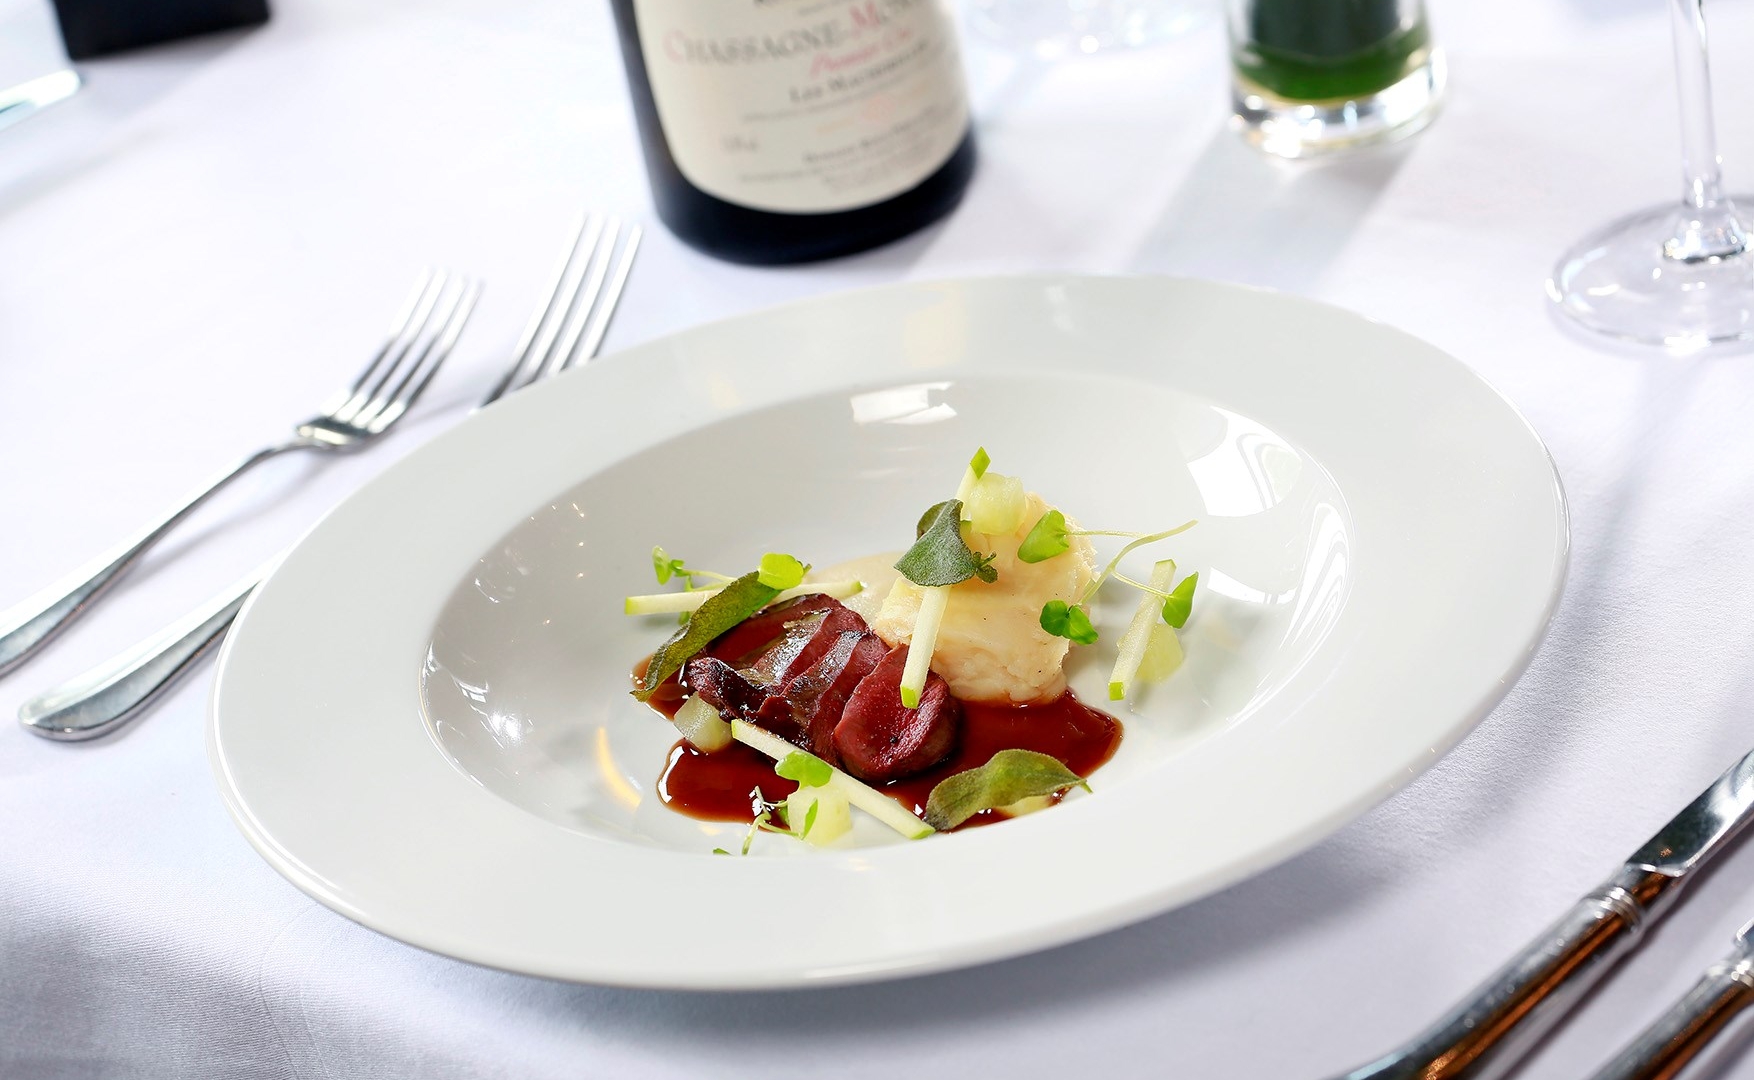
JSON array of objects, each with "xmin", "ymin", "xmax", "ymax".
[{"xmin": 1227, "ymin": 0, "xmax": 1444, "ymax": 158}]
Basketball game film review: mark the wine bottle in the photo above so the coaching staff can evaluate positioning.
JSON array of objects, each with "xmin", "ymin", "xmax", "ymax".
[{"xmin": 609, "ymin": 0, "xmax": 977, "ymax": 265}]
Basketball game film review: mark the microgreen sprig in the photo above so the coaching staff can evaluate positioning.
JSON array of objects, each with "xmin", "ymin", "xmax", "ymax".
[
  {"xmin": 1039, "ymin": 600, "xmax": 1098, "ymax": 645},
  {"xmin": 1019, "ymin": 513, "xmax": 1196, "ymax": 567},
  {"xmin": 651, "ymin": 546, "xmax": 736, "ymax": 588},
  {"xmin": 1028, "ymin": 517, "xmax": 1199, "ymax": 648},
  {"xmin": 776, "ymin": 750, "xmax": 833, "ymax": 788},
  {"xmin": 757, "ymin": 552, "xmax": 807, "ymax": 591},
  {"xmin": 733, "ymin": 786, "xmax": 793, "ymax": 856},
  {"xmin": 1161, "ymin": 572, "xmax": 1199, "ymax": 629}
]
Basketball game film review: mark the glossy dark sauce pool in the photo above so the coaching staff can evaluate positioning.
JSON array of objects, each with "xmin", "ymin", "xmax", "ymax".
[{"xmin": 639, "ymin": 657, "xmax": 1122, "ymax": 832}]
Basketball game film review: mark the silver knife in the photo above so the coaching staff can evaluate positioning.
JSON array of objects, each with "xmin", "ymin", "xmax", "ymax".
[
  {"xmin": 1335, "ymin": 747, "xmax": 1754, "ymax": 1080},
  {"xmin": 0, "ymin": 70, "xmax": 81, "ymax": 135},
  {"xmin": 1588, "ymin": 918, "xmax": 1754, "ymax": 1080}
]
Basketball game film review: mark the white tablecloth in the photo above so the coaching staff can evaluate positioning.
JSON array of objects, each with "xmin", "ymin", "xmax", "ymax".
[{"xmin": 8, "ymin": 0, "xmax": 1754, "ymax": 1076}]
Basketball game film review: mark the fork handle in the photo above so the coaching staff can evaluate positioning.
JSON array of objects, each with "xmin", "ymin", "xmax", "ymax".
[
  {"xmin": 18, "ymin": 570, "xmax": 262, "ymax": 740},
  {"xmin": 0, "ymin": 443, "xmax": 293, "ymax": 678}
]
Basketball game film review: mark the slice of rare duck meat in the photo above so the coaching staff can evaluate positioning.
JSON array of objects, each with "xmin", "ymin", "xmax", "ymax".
[
  {"xmin": 784, "ymin": 630, "xmax": 891, "ymax": 764},
  {"xmin": 704, "ymin": 593, "xmax": 844, "ymax": 669},
  {"xmin": 833, "ymin": 644, "xmax": 959, "ymax": 783},
  {"xmin": 744, "ymin": 604, "xmax": 870, "ymax": 692},
  {"xmin": 680, "ymin": 656, "xmax": 772, "ymax": 721},
  {"xmin": 683, "ymin": 596, "xmax": 880, "ymax": 743}
]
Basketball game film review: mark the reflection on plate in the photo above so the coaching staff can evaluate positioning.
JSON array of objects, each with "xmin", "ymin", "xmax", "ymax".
[{"xmin": 210, "ymin": 276, "xmax": 1566, "ymax": 989}]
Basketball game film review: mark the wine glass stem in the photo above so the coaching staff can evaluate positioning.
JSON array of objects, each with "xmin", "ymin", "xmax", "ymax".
[{"xmin": 1666, "ymin": 0, "xmax": 1746, "ymax": 261}]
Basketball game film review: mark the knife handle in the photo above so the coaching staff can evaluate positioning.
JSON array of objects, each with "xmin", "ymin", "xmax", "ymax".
[
  {"xmin": 1338, "ymin": 865, "xmax": 1681, "ymax": 1080},
  {"xmin": 1588, "ymin": 947, "xmax": 1754, "ymax": 1080}
]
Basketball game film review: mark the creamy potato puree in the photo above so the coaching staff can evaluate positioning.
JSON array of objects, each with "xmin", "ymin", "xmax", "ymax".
[{"xmin": 871, "ymin": 492, "xmax": 1095, "ymax": 704}]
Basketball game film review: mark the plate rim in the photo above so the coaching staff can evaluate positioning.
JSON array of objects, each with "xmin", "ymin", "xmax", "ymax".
[{"xmin": 208, "ymin": 273, "xmax": 1570, "ymax": 989}]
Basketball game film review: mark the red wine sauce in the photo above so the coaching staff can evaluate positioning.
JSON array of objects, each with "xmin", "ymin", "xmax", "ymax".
[{"xmin": 640, "ymin": 653, "xmax": 1122, "ymax": 832}]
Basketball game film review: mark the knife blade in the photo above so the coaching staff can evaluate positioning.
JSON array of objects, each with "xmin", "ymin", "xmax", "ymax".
[
  {"xmin": 1587, "ymin": 917, "xmax": 1754, "ymax": 1080},
  {"xmin": 0, "ymin": 70, "xmax": 81, "ymax": 135},
  {"xmin": 1334, "ymin": 746, "xmax": 1754, "ymax": 1080}
]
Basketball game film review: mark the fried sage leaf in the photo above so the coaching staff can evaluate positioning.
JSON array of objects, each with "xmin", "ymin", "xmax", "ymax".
[
  {"xmin": 631, "ymin": 571, "xmax": 778, "ymax": 701},
  {"xmin": 895, "ymin": 499, "xmax": 996, "ymax": 587},
  {"xmin": 922, "ymin": 749, "xmax": 1090, "ymax": 832}
]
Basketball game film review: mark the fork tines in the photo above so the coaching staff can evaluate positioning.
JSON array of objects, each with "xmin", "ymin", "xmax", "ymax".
[
  {"xmin": 327, "ymin": 268, "xmax": 482, "ymax": 433},
  {"xmin": 484, "ymin": 214, "xmax": 642, "ymax": 407}
]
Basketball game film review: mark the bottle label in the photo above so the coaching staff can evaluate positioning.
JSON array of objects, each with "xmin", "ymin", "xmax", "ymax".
[{"xmin": 631, "ymin": 0, "xmax": 970, "ymax": 214}]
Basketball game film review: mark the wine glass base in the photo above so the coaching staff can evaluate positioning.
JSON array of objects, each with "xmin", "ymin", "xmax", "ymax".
[
  {"xmin": 1231, "ymin": 49, "xmax": 1446, "ymax": 160},
  {"xmin": 1549, "ymin": 199, "xmax": 1754, "ymax": 353}
]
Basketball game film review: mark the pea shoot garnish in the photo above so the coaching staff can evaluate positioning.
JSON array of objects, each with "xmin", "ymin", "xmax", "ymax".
[
  {"xmin": 1025, "ymin": 513, "xmax": 1199, "ymax": 671},
  {"xmin": 625, "ymin": 547, "xmax": 862, "ymax": 616},
  {"xmin": 1160, "ymin": 571, "xmax": 1199, "ymax": 630},
  {"xmin": 734, "ymin": 786, "xmax": 790, "ymax": 856},
  {"xmin": 1039, "ymin": 599, "xmax": 1098, "ymax": 645},
  {"xmin": 651, "ymin": 546, "xmax": 734, "ymax": 588},
  {"xmin": 756, "ymin": 552, "xmax": 807, "ymax": 591}
]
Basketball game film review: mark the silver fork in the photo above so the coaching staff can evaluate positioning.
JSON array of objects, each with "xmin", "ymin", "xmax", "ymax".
[
  {"xmin": 0, "ymin": 268, "xmax": 481, "ymax": 679},
  {"xmin": 21, "ymin": 215, "xmax": 641, "ymax": 741}
]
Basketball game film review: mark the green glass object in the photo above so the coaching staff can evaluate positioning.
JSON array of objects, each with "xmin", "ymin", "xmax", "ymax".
[
  {"xmin": 1233, "ymin": 0, "xmax": 1429, "ymax": 100},
  {"xmin": 1227, "ymin": 0, "xmax": 1442, "ymax": 157}
]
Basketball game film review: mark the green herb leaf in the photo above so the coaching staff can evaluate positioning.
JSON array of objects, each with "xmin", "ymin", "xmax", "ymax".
[
  {"xmin": 653, "ymin": 545, "xmax": 686, "ymax": 585},
  {"xmin": 895, "ymin": 500, "xmax": 997, "ymax": 587},
  {"xmin": 914, "ymin": 502, "xmax": 944, "ymax": 538},
  {"xmin": 632, "ymin": 571, "xmax": 780, "ymax": 701},
  {"xmin": 1018, "ymin": 509, "xmax": 1071, "ymax": 563},
  {"xmin": 712, "ymin": 848, "xmax": 731, "ymax": 855},
  {"xmin": 801, "ymin": 800, "xmax": 819, "ymax": 839},
  {"xmin": 969, "ymin": 447, "xmax": 991, "ymax": 480},
  {"xmin": 775, "ymin": 750, "xmax": 833, "ymax": 789},
  {"xmin": 923, "ymin": 749, "xmax": 1089, "ymax": 831},
  {"xmin": 757, "ymin": 552, "xmax": 807, "ymax": 591},
  {"xmin": 1161, "ymin": 572, "xmax": 1199, "ymax": 629},
  {"xmin": 1040, "ymin": 600, "xmax": 1098, "ymax": 645}
]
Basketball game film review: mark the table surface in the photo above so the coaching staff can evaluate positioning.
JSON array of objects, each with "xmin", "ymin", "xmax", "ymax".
[{"xmin": 8, "ymin": 0, "xmax": 1754, "ymax": 1076}]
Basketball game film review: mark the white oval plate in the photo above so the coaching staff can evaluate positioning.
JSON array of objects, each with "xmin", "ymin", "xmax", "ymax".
[{"xmin": 210, "ymin": 276, "xmax": 1567, "ymax": 989}]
